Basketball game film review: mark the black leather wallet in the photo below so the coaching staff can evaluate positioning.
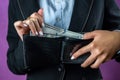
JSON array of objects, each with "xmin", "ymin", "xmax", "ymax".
[
  {"xmin": 23, "ymin": 35, "xmax": 92, "ymax": 69},
  {"xmin": 23, "ymin": 35, "xmax": 64, "ymax": 69},
  {"xmin": 61, "ymin": 38, "xmax": 91, "ymax": 64}
]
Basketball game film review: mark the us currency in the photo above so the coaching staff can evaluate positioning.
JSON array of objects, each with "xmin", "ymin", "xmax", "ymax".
[
  {"xmin": 30, "ymin": 23, "xmax": 84, "ymax": 39},
  {"xmin": 42, "ymin": 23, "xmax": 83, "ymax": 39}
]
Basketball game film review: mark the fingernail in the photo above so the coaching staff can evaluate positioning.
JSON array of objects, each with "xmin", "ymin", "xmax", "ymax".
[
  {"xmin": 23, "ymin": 23, "xmax": 28, "ymax": 27},
  {"xmin": 42, "ymin": 22, "xmax": 45, "ymax": 27},
  {"xmin": 71, "ymin": 56, "xmax": 75, "ymax": 60},
  {"xmin": 36, "ymin": 32, "xmax": 38, "ymax": 35},
  {"xmin": 39, "ymin": 31, "xmax": 43, "ymax": 36},
  {"xmin": 81, "ymin": 64, "xmax": 85, "ymax": 68}
]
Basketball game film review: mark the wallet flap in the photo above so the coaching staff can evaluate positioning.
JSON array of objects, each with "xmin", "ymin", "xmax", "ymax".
[
  {"xmin": 23, "ymin": 35, "xmax": 64, "ymax": 69},
  {"xmin": 23, "ymin": 35, "xmax": 92, "ymax": 70},
  {"xmin": 61, "ymin": 38, "xmax": 92, "ymax": 64}
]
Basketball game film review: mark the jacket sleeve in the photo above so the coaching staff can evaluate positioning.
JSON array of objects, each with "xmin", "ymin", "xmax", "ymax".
[
  {"xmin": 115, "ymin": 52, "xmax": 120, "ymax": 62},
  {"xmin": 103, "ymin": 0, "xmax": 120, "ymax": 61},
  {"xmin": 7, "ymin": 0, "xmax": 27, "ymax": 75}
]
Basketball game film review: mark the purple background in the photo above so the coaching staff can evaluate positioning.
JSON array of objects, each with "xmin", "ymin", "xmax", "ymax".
[{"xmin": 0, "ymin": 0, "xmax": 120, "ymax": 80}]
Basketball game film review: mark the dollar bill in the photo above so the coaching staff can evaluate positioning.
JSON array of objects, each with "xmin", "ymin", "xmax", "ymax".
[{"xmin": 42, "ymin": 23, "xmax": 83, "ymax": 39}]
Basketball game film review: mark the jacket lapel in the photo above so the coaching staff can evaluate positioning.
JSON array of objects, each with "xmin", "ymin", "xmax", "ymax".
[
  {"xmin": 17, "ymin": 0, "xmax": 40, "ymax": 19},
  {"xmin": 17, "ymin": 0, "xmax": 94, "ymax": 32},
  {"xmin": 69, "ymin": 0, "xmax": 94, "ymax": 32}
]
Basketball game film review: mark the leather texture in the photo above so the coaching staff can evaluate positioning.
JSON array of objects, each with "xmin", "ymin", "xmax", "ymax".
[
  {"xmin": 23, "ymin": 35, "xmax": 92, "ymax": 70},
  {"xmin": 61, "ymin": 38, "xmax": 92, "ymax": 64},
  {"xmin": 23, "ymin": 35, "xmax": 63, "ymax": 69}
]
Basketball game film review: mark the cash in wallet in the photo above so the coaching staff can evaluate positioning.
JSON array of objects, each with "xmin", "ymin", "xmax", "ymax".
[{"xmin": 23, "ymin": 23, "xmax": 92, "ymax": 70}]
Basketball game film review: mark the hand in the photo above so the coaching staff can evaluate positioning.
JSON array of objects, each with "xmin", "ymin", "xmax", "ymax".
[
  {"xmin": 71, "ymin": 30, "xmax": 120, "ymax": 68},
  {"xmin": 14, "ymin": 9, "xmax": 44, "ymax": 41}
]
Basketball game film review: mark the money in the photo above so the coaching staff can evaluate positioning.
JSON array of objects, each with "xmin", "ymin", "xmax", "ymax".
[{"xmin": 42, "ymin": 23, "xmax": 83, "ymax": 39}]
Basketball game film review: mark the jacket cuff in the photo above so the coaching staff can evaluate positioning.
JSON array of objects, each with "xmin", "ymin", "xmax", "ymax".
[{"xmin": 114, "ymin": 51, "xmax": 120, "ymax": 62}]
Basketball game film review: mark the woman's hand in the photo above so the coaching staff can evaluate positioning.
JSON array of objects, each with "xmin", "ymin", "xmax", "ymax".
[
  {"xmin": 14, "ymin": 9, "xmax": 43, "ymax": 41},
  {"xmin": 71, "ymin": 30, "xmax": 120, "ymax": 68}
]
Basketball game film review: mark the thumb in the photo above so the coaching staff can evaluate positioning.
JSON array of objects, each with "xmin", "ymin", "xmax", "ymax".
[
  {"xmin": 83, "ymin": 31, "xmax": 95, "ymax": 39},
  {"xmin": 38, "ymin": 8, "xmax": 43, "ymax": 17}
]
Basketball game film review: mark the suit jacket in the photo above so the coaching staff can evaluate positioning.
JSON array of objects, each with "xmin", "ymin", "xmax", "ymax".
[{"xmin": 7, "ymin": 0, "xmax": 120, "ymax": 80}]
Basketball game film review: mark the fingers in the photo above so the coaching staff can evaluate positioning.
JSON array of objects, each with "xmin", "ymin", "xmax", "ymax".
[
  {"xmin": 14, "ymin": 18, "xmax": 41, "ymax": 41},
  {"xmin": 38, "ymin": 8, "xmax": 43, "ymax": 17},
  {"xmin": 22, "ymin": 11, "xmax": 44, "ymax": 36},
  {"xmin": 71, "ymin": 43, "xmax": 92, "ymax": 60},
  {"xmin": 71, "ymin": 30, "xmax": 120, "ymax": 69},
  {"xmin": 81, "ymin": 52, "xmax": 107, "ymax": 68},
  {"xmin": 14, "ymin": 21, "xmax": 30, "ymax": 40},
  {"xmin": 70, "ymin": 44, "xmax": 81, "ymax": 56},
  {"xmin": 30, "ymin": 12, "xmax": 43, "ymax": 25},
  {"xmin": 81, "ymin": 53, "xmax": 97, "ymax": 68},
  {"xmin": 29, "ymin": 11, "xmax": 44, "ymax": 35},
  {"xmin": 24, "ymin": 19, "xmax": 38, "ymax": 35},
  {"xmin": 34, "ymin": 18, "xmax": 43, "ymax": 35},
  {"xmin": 90, "ymin": 53, "xmax": 107, "ymax": 68},
  {"xmin": 14, "ymin": 9, "xmax": 44, "ymax": 41},
  {"xmin": 14, "ymin": 21, "xmax": 23, "ymax": 30},
  {"xmin": 83, "ymin": 31, "xmax": 95, "ymax": 39}
]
